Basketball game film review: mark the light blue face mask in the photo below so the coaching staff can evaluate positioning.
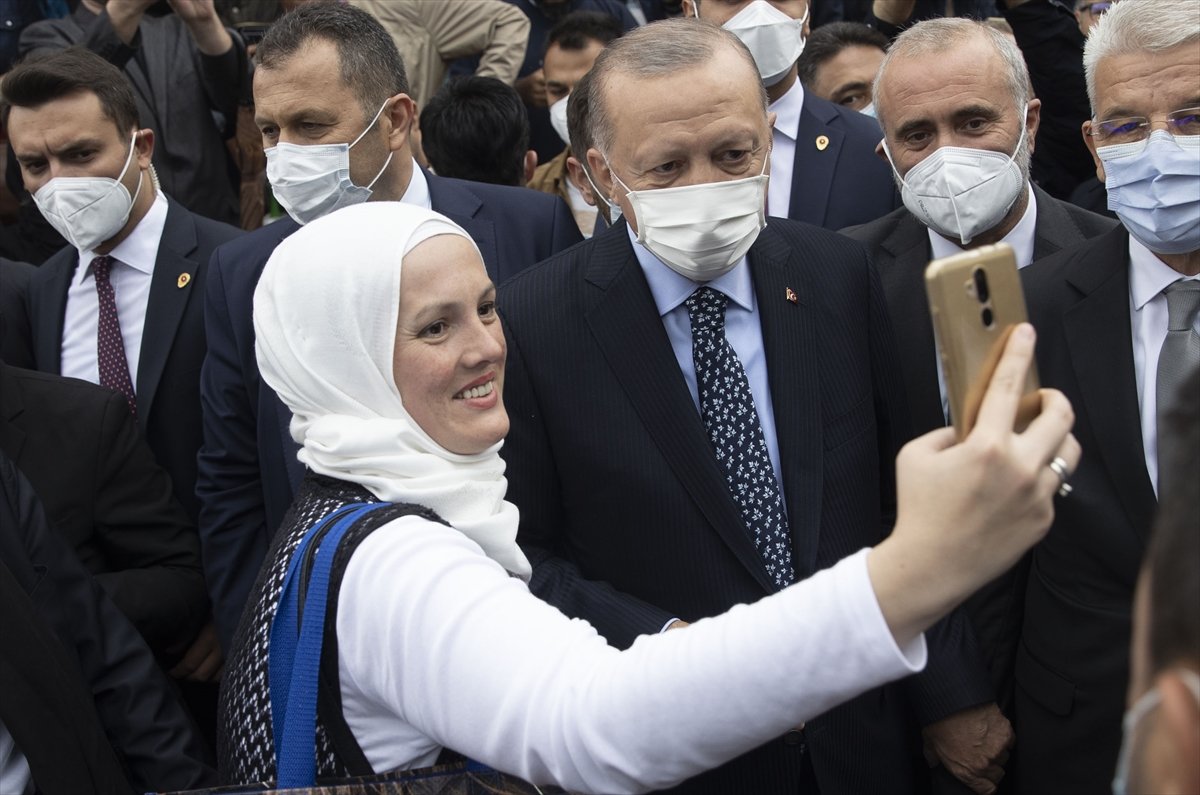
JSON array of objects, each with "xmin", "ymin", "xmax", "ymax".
[
  {"xmin": 859, "ymin": 102, "xmax": 877, "ymax": 118},
  {"xmin": 1098, "ymin": 130, "xmax": 1200, "ymax": 255},
  {"xmin": 1112, "ymin": 669, "xmax": 1200, "ymax": 795}
]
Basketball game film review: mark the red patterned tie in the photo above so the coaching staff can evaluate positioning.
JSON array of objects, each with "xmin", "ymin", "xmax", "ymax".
[{"xmin": 91, "ymin": 255, "xmax": 137, "ymax": 417}]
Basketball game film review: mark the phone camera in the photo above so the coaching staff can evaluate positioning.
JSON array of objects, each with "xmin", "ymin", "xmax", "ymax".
[
  {"xmin": 981, "ymin": 307, "xmax": 995, "ymax": 328},
  {"xmin": 972, "ymin": 267, "xmax": 991, "ymax": 304}
]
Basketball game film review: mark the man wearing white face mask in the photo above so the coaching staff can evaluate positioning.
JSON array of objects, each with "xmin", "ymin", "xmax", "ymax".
[
  {"xmin": 197, "ymin": 1, "xmax": 582, "ymax": 655},
  {"xmin": 1005, "ymin": 1, "xmax": 1200, "ymax": 791},
  {"xmin": 527, "ymin": 10, "xmax": 623, "ymax": 236},
  {"xmin": 685, "ymin": 0, "xmax": 900, "ymax": 230},
  {"xmin": 499, "ymin": 19, "xmax": 1000, "ymax": 795},
  {"xmin": 845, "ymin": 19, "xmax": 1114, "ymax": 435},
  {"xmin": 843, "ymin": 22, "xmax": 1116, "ymax": 789},
  {"xmin": 4, "ymin": 49, "xmax": 242, "ymax": 729},
  {"xmin": 4, "ymin": 48, "xmax": 242, "ymax": 528}
]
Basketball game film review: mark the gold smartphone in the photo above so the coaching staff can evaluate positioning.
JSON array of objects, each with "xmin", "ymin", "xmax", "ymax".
[{"xmin": 925, "ymin": 243, "xmax": 1040, "ymax": 440}]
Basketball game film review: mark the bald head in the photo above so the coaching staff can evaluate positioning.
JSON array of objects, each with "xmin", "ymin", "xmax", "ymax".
[{"xmin": 586, "ymin": 17, "xmax": 766, "ymax": 157}]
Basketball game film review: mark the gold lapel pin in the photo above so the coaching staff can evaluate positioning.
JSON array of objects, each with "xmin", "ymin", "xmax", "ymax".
[
  {"xmin": 786, "ymin": 287, "xmax": 798, "ymax": 304},
  {"xmin": 815, "ymin": 135, "xmax": 830, "ymax": 151},
  {"xmin": 177, "ymin": 272, "xmax": 191, "ymax": 289}
]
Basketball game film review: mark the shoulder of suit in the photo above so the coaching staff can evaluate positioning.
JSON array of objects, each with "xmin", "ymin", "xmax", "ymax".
[
  {"xmin": 839, "ymin": 205, "xmax": 910, "ymax": 245},
  {"xmin": 1024, "ymin": 224, "xmax": 1127, "ymax": 294},
  {"xmin": 440, "ymin": 176, "xmax": 561, "ymax": 214}
]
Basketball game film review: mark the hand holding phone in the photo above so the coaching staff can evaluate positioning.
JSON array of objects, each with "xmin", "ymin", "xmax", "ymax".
[{"xmin": 926, "ymin": 243, "xmax": 1041, "ymax": 439}]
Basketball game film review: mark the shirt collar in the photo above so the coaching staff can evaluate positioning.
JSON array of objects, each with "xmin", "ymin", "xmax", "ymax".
[
  {"xmin": 769, "ymin": 77, "xmax": 805, "ymax": 142},
  {"xmin": 927, "ymin": 183, "xmax": 1039, "ymax": 267},
  {"xmin": 77, "ymin": 190, "xmax": 168, "ymax": 283},
  {"xmin": 626, "ymin": 223, "xmax": 755, "ymax": 316},
  {"xmin": 400, "ymin": 160, "xmax": 432, "ymax": 210},
  {"xmin": 1128, "ymin": 235, "xmax": 1199, "ymax": 310}
]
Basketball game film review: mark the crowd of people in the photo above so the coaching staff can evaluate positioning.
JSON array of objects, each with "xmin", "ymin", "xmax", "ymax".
[{"xmin": 0, "ymin": 1, "xmax": 1196, "ymax": 794}]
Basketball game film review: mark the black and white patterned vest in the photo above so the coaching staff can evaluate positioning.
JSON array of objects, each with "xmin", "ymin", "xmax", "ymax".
[{"xmin": 217, "ymin": 473, "xmax": 448, "ymax": 785}]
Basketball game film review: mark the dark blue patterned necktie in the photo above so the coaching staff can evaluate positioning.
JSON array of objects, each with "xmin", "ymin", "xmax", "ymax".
[{"xmin": 686, "ymin": 286, "xmax": 794, "ymax": 589}]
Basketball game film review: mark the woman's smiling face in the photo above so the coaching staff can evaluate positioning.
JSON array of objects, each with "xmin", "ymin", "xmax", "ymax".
[{"xmin": 392, "ymin": 234, "xmax": 508, "ymax": 455}]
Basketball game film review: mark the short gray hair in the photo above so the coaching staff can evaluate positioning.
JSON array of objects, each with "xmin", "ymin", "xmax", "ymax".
[
  {"xmin": 586, "ymin": 18, "xmax": 767, "ymax": 157},
  {"xmin": 873, "ymin": 17, "xmax": 1031, "ymax": 131},
  {"xmin": 1083, "ymin": 0, "xmax": 1200, "ymax": 113}
]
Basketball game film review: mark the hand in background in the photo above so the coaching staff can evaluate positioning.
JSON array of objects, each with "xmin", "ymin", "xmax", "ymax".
[{"xmin": 923, "ymin": 703, "xmax": 1015, "ymax": 795}]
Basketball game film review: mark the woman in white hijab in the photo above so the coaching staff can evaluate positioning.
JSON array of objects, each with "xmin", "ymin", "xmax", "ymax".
[{"xmin": 219, "ymin": 202, "xmax": 1078, "ymax": 793}]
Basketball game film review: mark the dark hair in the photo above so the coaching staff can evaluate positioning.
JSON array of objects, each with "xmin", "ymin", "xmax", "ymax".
[
  {"xmin": 796, "ymin": 22, "xmax": 889, "ymax": 89},
  {"xmin": 1, "ymin": 47, "xmax": 139, "ymax": 135},
  {"xmin": 419, "ymin": 76, "xmax": 529, "ymax": 187},
  {"xmin": 254, "ymin": 1, "xmax": 409, "ymax": 116},
  {"xmin": 545, "ymin": 10, "xmax": 624, "ymax": 56},
  {"xmin": 567, "ymin": 68, "xmax": 594, "ymax": 163},
  {"xmin": 1146, "ymin": 363, "xmax": 1200, "ymax": 675}
]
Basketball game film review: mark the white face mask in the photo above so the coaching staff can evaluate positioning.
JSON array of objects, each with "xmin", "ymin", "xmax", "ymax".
[
  {"xmin": 606, "ymin": 154, "xmax": 769, "ymax": 281},
  {"xmin": 266, "ymin": 99, "xmax": 394, "ymax": 225},
  {"xmin": 720, "ymin": 0, "xmax": 808, "ymax": 87},
  {"xmin": 583, "ymin": 166, "xmax": 621, "ymax": 225},
  {"xmin": 549, "ymin": 93, "xmax": 571, "ymax": 147},
  {"xmin": 884, "ymin": 118, "xmax": 1028, "ymax": 246},
  {"xmin": 33, "ymin": 132, "xmax": 144, "ymax": 253}
]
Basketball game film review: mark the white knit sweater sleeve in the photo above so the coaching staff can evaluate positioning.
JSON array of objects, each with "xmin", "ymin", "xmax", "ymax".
[{"xmin": 336, "ymin": 515, "xmax": 925, "ymax": 795}]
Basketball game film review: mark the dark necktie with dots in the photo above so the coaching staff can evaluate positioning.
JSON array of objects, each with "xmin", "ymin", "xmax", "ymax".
[
  {"xmin": 686, "ymin": 286, "xmax": 794, "ymax": 589},
  {"xmin": 91, "ymin": 255, "xmax": 137, "ymax": 417}
]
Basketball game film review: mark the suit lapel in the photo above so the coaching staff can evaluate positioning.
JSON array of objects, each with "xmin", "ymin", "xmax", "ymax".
[
  {"xmin": 426, "ymin": 173, "xmax": 500, "ymax": 279},
  {"xmin": 0, "ymin": 366, "xmax": 26, "ymax": 464},
  {"xmin": 878, "ymin": 214, "xmax": 946, "ymax": 433},
  {"xmin": 1031, "ymin": 185, "xmax": 1088, "ymax": 261},
  {"xmin": 751, "ymin": 225, "xmax": 824, "ymax": 577},
  {"xmin": 582, "ymin": 225, "xmax": 776, "ymax": 592},
  {"xmin": 1060, "ymin": 234, "xmax": 1157, "ymax": 540},
  {"xmin": 788, "ymin": 99, "xmax": 843, "ymax": 227},
  {"xmin": 29, "ymin": 250, "xmax": 75, "ymax": 376},
  {"xmin": 136, "ymin": 201, "xmax": 198, "ymax": 428}
]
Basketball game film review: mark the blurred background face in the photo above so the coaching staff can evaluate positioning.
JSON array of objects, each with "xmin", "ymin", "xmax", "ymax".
[
  {"xmin": 544, "ymin": 39, "xmax": 606, "ymax": 105},
  {"xmin": 809, "ymin": 43, "xmax": 884, "ymax": 111},
  {"xmin": 688, "ymin": 0, "xmax": 810, "ymax": 28}
]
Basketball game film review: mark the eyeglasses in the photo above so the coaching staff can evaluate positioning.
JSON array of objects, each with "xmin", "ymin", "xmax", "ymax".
[
  {"xmin": 1078, "ymin": 1, "xmax": 1114, "ymax": 16},
  {"xmin": 1089, "ymin": 107, "xmax": 1200, "ymax": 146}
]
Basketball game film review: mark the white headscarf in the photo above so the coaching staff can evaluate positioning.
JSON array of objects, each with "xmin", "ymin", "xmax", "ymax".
[{"xmin": 253, "ymin": 202, "xmax": 531, "ymax": 580}]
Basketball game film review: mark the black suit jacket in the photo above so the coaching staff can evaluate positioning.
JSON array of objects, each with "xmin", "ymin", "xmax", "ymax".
[
  {"xmin": 0, "ymin": 452, "xmax": 215, "ymax": 795},
  {"xmin": 1009, "ymin": 224, "xmax": 1157, "ymax": 794},
  {"xmin": 0, "ymin": 364, "xmax": 208, "ymax": 660},
  {"xmin": 27, "ymin": 198, "xmax": 243, "ymax": 521},
  {"xmin": 0, "ymin": 257, "xmax": 36, "ymax": 369},
  {"xmin": 842, "ymin": 185, "xmax": 1118, "ymax": 436},
  {"xmin": 498, "ymin": 219, "xmax": 992, "ymax": 794},
  {"xmin": 197, "ymin": 175, "xmax": 583, "ymax": 651},
  {"xmin": 787, "ymin": 92, "xmax": 900, "ymax": 230}
]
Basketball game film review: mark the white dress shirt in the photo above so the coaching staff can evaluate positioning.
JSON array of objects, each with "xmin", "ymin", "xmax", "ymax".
[
  {"xmin": 767, "ymin": 78, "xmax": 804, "ymax": 219},
  {"xmin": 1127, "ymin": 237, "xmax": 1200, "ymax": 495},
  {"xmin": 60, "ymin": 191, "xmax": 169, "ymax": 389},
  {"xmin": 338, "ymin": 517, "xmax": 925, "ymax": 793},
  {"xmin": 927, "ymin": 184, "xmax": 1038, "ymax": 421},
  {"xmin": 627, "ymin": 225, "xmax": 784, "ymax": 489},
  {"xmin": 401, "ymin": 160, "xmax": 433, "ymax": 209}
]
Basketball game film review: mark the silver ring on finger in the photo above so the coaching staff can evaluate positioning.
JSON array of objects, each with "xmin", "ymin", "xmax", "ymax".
[{"xmin": 1049, "ymin": 456, "xmax": 1072, "ymax": 498}]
